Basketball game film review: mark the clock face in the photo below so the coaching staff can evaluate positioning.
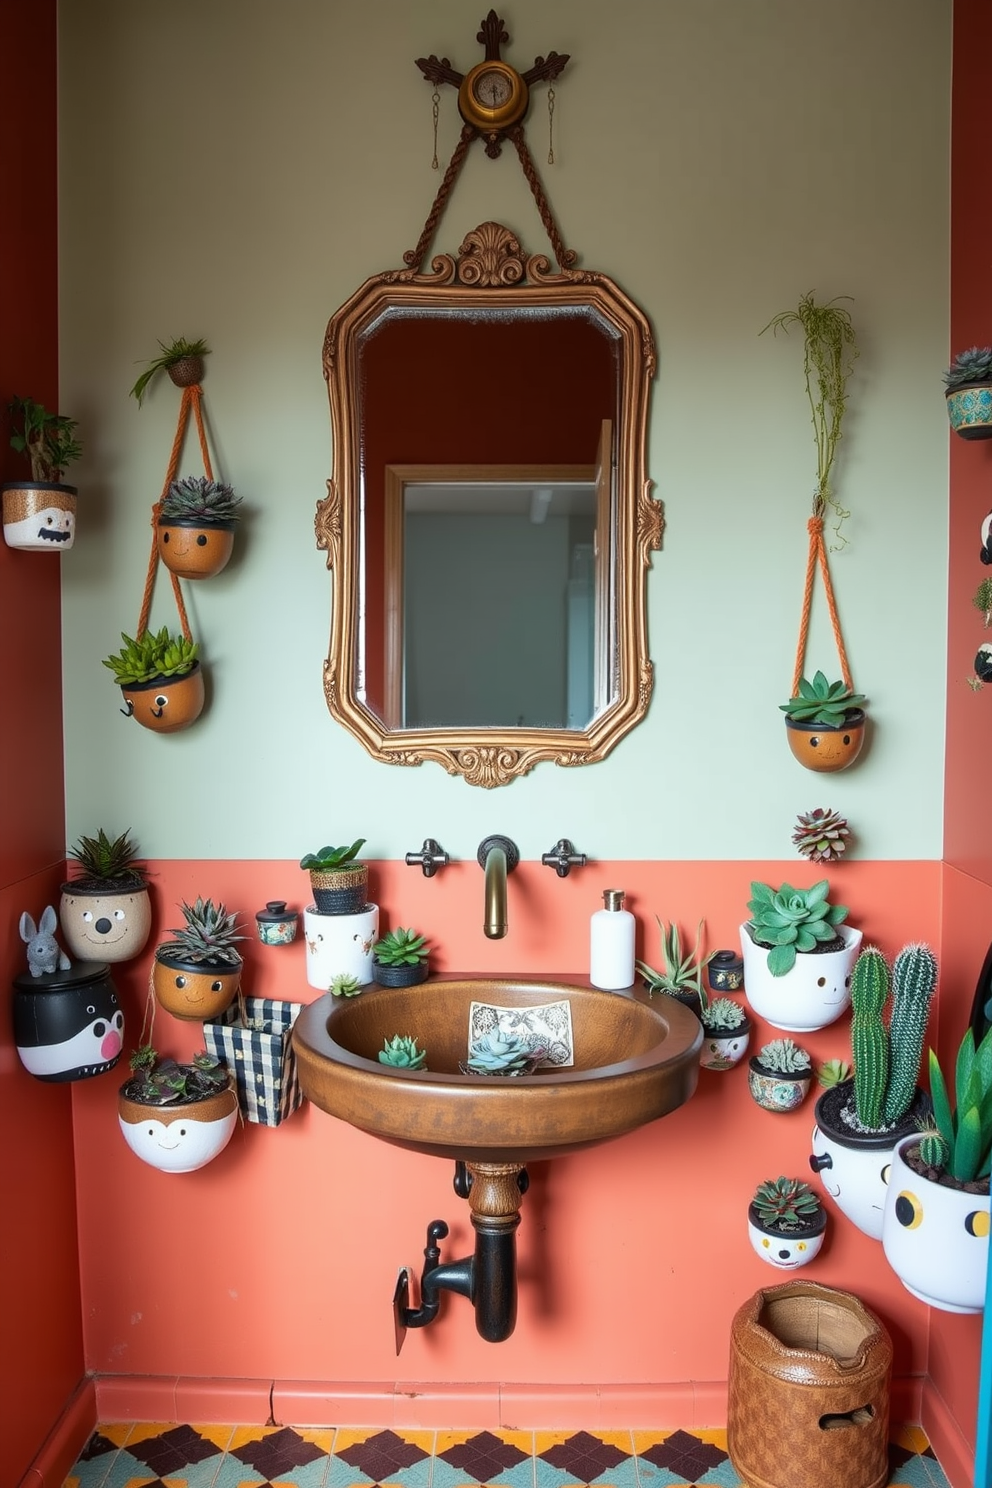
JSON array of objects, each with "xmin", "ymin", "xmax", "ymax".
[
  {"xmin": 458, "ymin": 61, "xmax": 529, "ymax": 130},
  {"xmin": 472, "ymin": 67, "xmax": 513, "ymax": 110}
]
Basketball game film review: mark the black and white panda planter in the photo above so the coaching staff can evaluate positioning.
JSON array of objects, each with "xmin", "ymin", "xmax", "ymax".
[{"xmin": 13, "ymin": 961, "xmax": 124, "ymax": 1081}]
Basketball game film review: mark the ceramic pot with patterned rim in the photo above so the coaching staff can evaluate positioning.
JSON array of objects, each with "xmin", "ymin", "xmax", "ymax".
[
  {"xmin": 2, "ymin": 481, "xmax": 77, "ymax": 550},
  {"xmin": 946, "ymin": 381, "xmax": 992, "ymax": 439},
  {"xmin": 153, "ymin": 948, "xmax": 242, "ymax": 1022},
  {"xmin": 118, "ymin": 1081, "xmax": 238, "ymax": 1173},
  {"xmin": 119, "ymin": 662, "xmax": 205, "ymax": 733},
  {"xmin": 699, "ymin": 1013, "xmax": 750, "ymax": 1071},
  {"xmin": 881, "ymin": 1133, "xmax": 990, "ymax": 1313}
]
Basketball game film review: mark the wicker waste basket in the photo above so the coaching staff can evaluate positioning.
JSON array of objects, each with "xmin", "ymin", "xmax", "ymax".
[{"xmin": 728, "ymin": 1280, "xmax": 892, "ymax": 1488}]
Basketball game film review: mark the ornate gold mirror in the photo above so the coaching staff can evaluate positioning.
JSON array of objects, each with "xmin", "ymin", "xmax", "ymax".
[{"xmin": 316, "ymin": 17, "xmax": 661, "ymax": 788}]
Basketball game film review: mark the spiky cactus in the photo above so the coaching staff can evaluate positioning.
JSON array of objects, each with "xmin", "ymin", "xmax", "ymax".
[
  {"xmin": 851, "ymin": 946, "xmax": 890, "ymax": 1127},
  {"xmin": 917, "ymin": 1121, "xmax": 950, "ymax": 1172},
  {"xmin": 882, "ymin": 943, "xmax": 938, "ymax": 1125}
]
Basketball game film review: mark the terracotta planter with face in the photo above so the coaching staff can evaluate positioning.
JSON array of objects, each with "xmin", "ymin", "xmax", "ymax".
[
  {"xmin": 785, "ymin": 709, "xmax": 866, "ymax": 773},
  {"xmin": 118, "ymin": 1082, "xmax": 238, "ymax": 1173},
  {"xmin": 59, "ymin": 881, "xmax": 152, "ymax": 963},
  {"xmin": 157, "ymin": 517, "xmax": 236, "ymax": 579},
  {"xmin": 2, "ymin": 481, "xmax": 77, "ymax": 550},
  {"xmin": 153, "ymin": 948, "xmax": 242, "ymax": 1021},
  {"xmin": 120, "ymin": 662, "xmax": 205, "ymax": 733}
]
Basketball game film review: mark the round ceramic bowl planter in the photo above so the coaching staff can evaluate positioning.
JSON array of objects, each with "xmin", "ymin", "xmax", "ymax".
[
  {"xmin": 152, "ymin": 948, "xmax": 243, "ymax": 1022},
  {"xmin": 12, "ymin": 961, "xmax": 124, "ymax": 1082},
  {"xmin": 119, "ymin": 662, "xmax": 205, "ymax": 734},
  {"xmin": 699, "ymin": 1012, "xmax": 751, "ymax": 1071},
  {"xmin": 2, "ymin": 481, "xmax": 77, "ymax": 551},
  {"xmin": 372, "ymin": 958, "xmax": 430, "ymax": 988},
  {"xmin": 739, "ymin": 922, "xmax": 862, "ymax": 1033},
  {"xmin": 157, "ymin": 516, "xmax": 236, "ymax": 580},
  {"xmin": 304, "ymin": 902, "xmax": 378, "ymax": 990},
  {"xmin": 747, "ymin": 1203, "xmax": 827, "ymax": 1270},
  {"xmin": 748, "ymin": 1055, "xmax": 813, "ymax": 1114},
  {"xmin": 118, "ymin": 1081, "xmax": 238, "ymax": 1174},
  {"xmin": 881, "ymin": 1134, "xmax": 990, "ymax": 1314},
  {"xmin": 946, "ymin": 382, "xmax": 992, "ymax": 440},
  {"xmin": 59, "ymin": 881, "xmax": 152, "ymax": 964},
  {"xmin": 810, "ymin": 1082, "xmax": 931, "ymax": 1241},
  {"xmin": 784, "ymin": 709, "xmax": 866, "ymax": 773}
]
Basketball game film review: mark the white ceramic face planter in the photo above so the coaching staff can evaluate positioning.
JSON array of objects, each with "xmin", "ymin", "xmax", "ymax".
[
  {"xmin": 746, "ymin": 1216, "xmax": 826, "ymax": 1270},
  {"xmin": 699, "ymin": 1032, "xmax": 750, "ymax": 1071},
  {"xmin": 304, "ymin": 904, "xmax": 378, "ymax": 989},
  {"xmin": 2, "ymin": 487, "xmax": 76, "ymax": 550},
  {"xmin": 810, "ymin": 1122, "xmax": 893, "ymax": 1241},
  {"xmin": 60, "ymin": 889, "xmax": 152, "ymax": 963},
  {"xmin": 118, "ymin": 1096, "xmax": 238, "ymax": 1174},
  {"xmin": 881, "ymin": 1135, "xmax": 990, "ymax": 1314},
  {"xmin": 739, "ymin": 923, "xmax": 862, "ymax": 1033}
]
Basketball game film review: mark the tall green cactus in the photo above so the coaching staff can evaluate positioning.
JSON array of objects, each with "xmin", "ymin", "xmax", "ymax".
[
  {"xmin": 882, "ymin": 943, "xmax": 938, "ymax": 1124},
  {"xmin": 851, "ymin": 946, "xmax": 890, "ymax": 1127}
]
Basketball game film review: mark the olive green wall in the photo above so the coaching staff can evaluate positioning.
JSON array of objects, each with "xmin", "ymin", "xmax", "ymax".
[{"xmin": 58, "ymin": 0, "xmax": 951, "ymax": 861}]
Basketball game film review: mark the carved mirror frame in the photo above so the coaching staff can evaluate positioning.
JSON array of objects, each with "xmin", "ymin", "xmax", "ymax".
[{"xmin": 316, "ymin": 220, "xmax": 661, "ymax": 789}]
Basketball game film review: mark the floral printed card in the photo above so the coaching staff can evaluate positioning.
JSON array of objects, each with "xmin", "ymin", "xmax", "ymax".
[{"xmin": 467, "ymin": 1000, "xmax": 574, "ymax": 1068}]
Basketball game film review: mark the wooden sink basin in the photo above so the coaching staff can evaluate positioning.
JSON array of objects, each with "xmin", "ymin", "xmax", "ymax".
[{"xmin": 292, "ymin": 976, "xmax": 702, "ymax": 1163}]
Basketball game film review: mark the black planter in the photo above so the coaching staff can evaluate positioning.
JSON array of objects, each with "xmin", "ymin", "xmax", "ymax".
[
  {"xmin": 309, "ymin": 865, "xmax": 369, "ymax": 915},
  {"xmin": 13, "ymin": 961, "xmax": 123, "ymax": 1081},
  {"xmin": 372, "ymin": 959, "xmax": 430, "ymax": 988}
]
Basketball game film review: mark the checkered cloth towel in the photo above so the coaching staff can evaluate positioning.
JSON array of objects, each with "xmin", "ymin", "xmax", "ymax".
[{"xmin": 204, "ymin": 997, "xmax": 305, "ymax": 1126}]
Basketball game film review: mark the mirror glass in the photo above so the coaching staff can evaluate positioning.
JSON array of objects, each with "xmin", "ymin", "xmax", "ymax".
[{"xmin": 317, "ymin": 222, "xmax": 660, "ymax": 788}]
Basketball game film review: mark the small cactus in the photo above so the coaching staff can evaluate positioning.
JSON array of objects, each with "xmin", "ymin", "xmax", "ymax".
[
  {"xmin": 757, "ymin": 1038, "xmax": 811, "ymax": 1074},
  {"xmin": 917, "ymin": 1121, "xmax": 950, "ymax": 1172},
  {"xmin": 882, "ymin": 944, "xmax": 937, "ymax": 1125},
  {"xmin": 851, "ymin": 946, "xmax": 889, "ymax": 1128},
  {"xmin": 330, "ymin": 972, "xmax": 362, "ymax": 998},
  {"xmin": 378, "ymin": 1035, "xmax": 427, "ymax": 1070}
]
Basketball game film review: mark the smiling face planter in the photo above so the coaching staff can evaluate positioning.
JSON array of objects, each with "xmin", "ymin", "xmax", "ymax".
[
  {"xmin": 118, "ymin": 1083, "xmax": 238, "ymax": 1173},
  {"xmin": 13, "ymin": 962, "xmax": 124, "ymax": 1081},
  {"xmin": 784, "ymin": 710, "xmax": 866, "ymax": 772},
  {"xmin": 157, "ymin": 518, "xmax": 236, "ymax": 580},
  {"xmin": 153, "ymin": 949, "xmax": 243, "ymax": 1022},
  {"xmin": 119, "ymin": 663, "xmax": 205, "ymax": 733},
  {"xmin": 740, "ymin": 923, "xmax": 862, "ymax": 1033},
  {"xmin": 59, "ymin": 884, "xmax": 152, "ymax": 964},
  {"xmin": 2, "ymin": 482, "xmax": 77, "ymax": 551},
  {"xmin": 809, "ymin": 1082, "xmax": 930, "ymax": 1240},
  {"xmin": 881, "ymin": 1134, "xmax": 990, "ymax": 1313},
  {"xmin": 746, "ymin": 1203, "xmax": 827, "ymax": 1270}
]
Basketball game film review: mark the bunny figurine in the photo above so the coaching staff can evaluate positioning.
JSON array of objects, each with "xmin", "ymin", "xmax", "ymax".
[{"xmin": 19, "ymin": 906, "xmax": 71, "ymax": 978}]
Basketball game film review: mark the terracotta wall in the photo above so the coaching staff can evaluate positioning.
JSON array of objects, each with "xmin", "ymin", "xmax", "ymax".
[{"xmin": 0, "ymin": 2, "xmax": 85, "ymax": 1483}]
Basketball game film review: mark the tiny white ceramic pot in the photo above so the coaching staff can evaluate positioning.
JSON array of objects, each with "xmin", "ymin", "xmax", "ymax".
[
  {"xmin": 304, "ymin": 903, "xmax": 378, "ymax": 989},
  {"xmin": 118, "ymin": 1085, "xmax": 238, "ymax": 1173},
  {"xmin": 699, "ymin": 1021, "xmax": 750, "ymax": 1071},
  {"xmin": 881, "ymin": 1134, "xmax": 990, "ymax": 1314},
  {"xmin": 747, "ymin": 1206, "xmax": 827, "ymax": 1269},
  {"xmin": 739, "ymin": 922, "xmax": 862, "ymax": 1032},
  {"xmin": 809, "ymin": 1083, "xmax": 930, "ymax": 1240}
]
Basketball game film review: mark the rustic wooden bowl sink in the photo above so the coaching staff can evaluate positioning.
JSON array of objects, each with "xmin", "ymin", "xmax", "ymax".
[{"xmin": 292, "ymin": 977, "xmax": 702, "ymax": 1163}]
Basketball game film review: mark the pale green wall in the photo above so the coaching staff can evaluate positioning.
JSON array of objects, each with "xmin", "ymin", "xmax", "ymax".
[{"xmin": 58, "ymin": 0, "xmax": 950, "ymax": 861}]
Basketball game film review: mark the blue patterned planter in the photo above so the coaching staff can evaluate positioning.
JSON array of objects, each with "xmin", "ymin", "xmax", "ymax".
[{"xmin": 946, "ymin": 382, "xmax": 992, "ymax": 440}]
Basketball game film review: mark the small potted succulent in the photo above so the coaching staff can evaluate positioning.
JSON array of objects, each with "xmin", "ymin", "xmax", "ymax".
[
  {"xmin": 882, "ymin": 1024, "xmax": 992, "ymax": 1314},
  {"xmin": 3, "ymin": 395, "xmax": 82, "ymax": 551},
  {"xmin": 810, "ymin": 943, "xmax": 936, "ymax": 1240},
  {"xmin": 102, "ymin": 626, "xmax": 204, "ymax": 733},
  {"xmin": 301, "ymin": 839, "xmax": 368, "ymax": 914},
  {"xmin": 378, "ymin": 1035, "xmax": 427, "ymax": 1070},
  {"xmin": 636, "ymin": 917, "xmax": 714, "ymax": 1018},
  {"xmin": 740, "ymin": 879, "xmax": 861, "ymax": 1032},
  {"xmin": 117, "ymin": 1045, "xmax": 238, "ymax": 1173},
  {"xmin": 944, "ymin": 345, "xmax": 992, "ymax": 439},
  {"xmin": 153, "ymin": 896, "xmax": 246, "ymax": 1021},
  {"xmin": 157, "ymin": 474, "xmax": 243, "ymax": 580},
  {"xmin": 461, "ymin": 1029, "xmax": 548, "ymax": 1076},
  {"xmin": 372, "ymin": 927, "xmax": 431, "ymax": 987},
  {"xmin": 59, "ymin": 827, "xmax": 152, "ymax": 964},
  {"xmin": 748, "ymin": 1038, "xmax": 814, "ymax": 1113},
  {"xmin": 129, "ymin": 335, "xmax": 210, "ymax": 405},
  {"xmin": 780, "ymin": 672, "xmax": 868, "ymax": 773},
  {"xmin": 697, "ymin": 994, "xmax": 751, "ymax": 1071},
  {"xmin": 747, "ymin": 1177, "xmax": 827, "ymax": 1269}
]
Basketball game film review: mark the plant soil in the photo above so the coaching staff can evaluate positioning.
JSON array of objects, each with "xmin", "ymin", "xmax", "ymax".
[
  {"xmin": 900, "ymin": 1141, "xmax": 990, "ymax": 1196},
  {"xmin": 816, "ymin": 1080, "xmax": 931, "ymax": 1144},
  {"xmin": 745, "ymin": 924, "xmax": 847, "ymax": 956}
]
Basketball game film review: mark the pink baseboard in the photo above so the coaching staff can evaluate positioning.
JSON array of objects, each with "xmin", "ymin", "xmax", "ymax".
[
  {"xmin": 19, "ymin": 1375, "xmax": 96, "ymax": 1488},
  {"xmin": 921, "ymin": 1377, "xmax": 975, "ymax": 1488}
]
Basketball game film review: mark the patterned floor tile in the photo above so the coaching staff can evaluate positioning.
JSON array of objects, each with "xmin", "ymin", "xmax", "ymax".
[
  {"xmin": 212, "ymin": 1426, "xmax": 333, "ymax": 1488},
  {"xmin": 328, "ymin": 1428, "xmax": 434, "ymax": 1487},
  {"xmin": 433, "ymin": 1430, "xmax": 535, "ymax": 1488},
  {"xmin": 534, "ymin": 1430, "xmax": 637, "ymax": 1488},
  {"xmin": 64, "ymin": 1429, "xmax": 129, "ymax": 1488},
  {"xmin": 632, "ymin": 1430, "xmax": 735, "ymax": 1487}
]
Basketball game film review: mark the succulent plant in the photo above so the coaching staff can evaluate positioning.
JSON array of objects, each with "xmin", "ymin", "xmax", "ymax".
[
  {"xmin": 66, "ymin": 827, "xmax": 147, "ymax": 890},
  {"xmin": 757, "ymin": 1038, "xmax": 812, "ymax": 1074},
  {"xmin": 373, "ymin": 928, "xmax": 429, "ymax": 967},
  {"xmin": 464, "ymin": 1029, "xmax": 547, "ymax": 1076},
  {"xmin": 780, "ymin": 671, "xmax": 867, "ymax": 727},
  {"xmin": 944, "ymin": 346, "xmax": 992, "ymax": 391},
  {"xmin": 158, "ymin": 896, "xmax": 246, "ymax": 967},
  {"xmin": 8, "ymin": 395, "xmax": 82, "ymax": 483},
  {"xmin": 300, "ymin": 840, "xmax": 366, "ymax": 871},
  {"xmin": 636, "ymin": 917, "xmax": 714, "ymax": 999},
  {"xmin": 378, "ymin": 1034, "xmax": 427, "ymax": 1070},
  {"xmin": 102, "ymin": 626, "xmax": 199, "ymax": 685},
  {"xmin": 973, "ymin": 578, "xmax": 992, "ymax": 627},
  {"xmin": 817, "ymin": 1058, "xmax": 853, "ymax": 1088},
  {"xmin": 850, "ymin": 943, "xmax": 937, "ymax": 1130},
  {"xmin": 751, "ymin": 1176, "xmax": 822, "ymax": 1230},
  {"xmin": 702, "ymin": 997, "xmax": 746, "ymax": 1032},
  {"xmin": 130, "ymin": 336, "xmax": 210, "ymax": 405},
  {"xmin": 926, "ymin": 1023, "xmax": 992, "ymax": 1182},
  {"xmin": 162, "ymin": 475, "xmax": 242, "ymax": 524},
  {"xmin": 330, "ymin": 972, "xmax": 362, "ymax": 998},
  {"xmin": 746, "ymin": 879, "xmax": 849, "ymax": 977},
  {"xmin": 792, "ymin": 807, "xmax": 851, "ymax": 865},
  {"xmin": 122, "ymin": 1046, "xmax": 230, "ymax": 1106}
]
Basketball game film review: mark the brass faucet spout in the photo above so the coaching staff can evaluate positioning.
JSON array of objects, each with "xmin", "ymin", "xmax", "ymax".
[{"xmin": 477, "ymin": 836, "xmax": 520, "ymax": 940}]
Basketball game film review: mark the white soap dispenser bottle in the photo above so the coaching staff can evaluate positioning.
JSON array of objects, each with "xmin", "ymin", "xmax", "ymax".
[{"xmin": 590, "ymin": 888, "xmax": 635, "ymax": 990}]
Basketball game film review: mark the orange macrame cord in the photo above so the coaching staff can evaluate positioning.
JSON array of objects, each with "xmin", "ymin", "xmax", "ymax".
[
  {"xmin": 137, "ymin": 384, "xmax": 215, "ymax": 642},
  {"xmin": 791, "ymin": 513, "xmax": 854, "ymax": 698}
]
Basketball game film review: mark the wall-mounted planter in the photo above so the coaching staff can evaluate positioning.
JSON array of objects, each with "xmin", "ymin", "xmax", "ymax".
[
  {"xmin": 255, "ymin": 901, "xmax": 298, "ymax": 946},
  {"xmin": 946, "ymin": 381, "xmax": 992, "ymax": 439},
  {"xmin": 809, "ymin": 1082, "xmax": 930, "ymax": 1241},
  {"xmin": 304, "ymin": 902, "xmax": 378, "ymax": 989},
  {"xmin": 784, "ymin": 709, "xmax": 866, "ymax": 773},
  {"xmin": 699, "ymin": 1011, "xmax": 751, "ymax": 1071},
  {"xmin": 118, "ymin": 1080, "xmax": 238, "ymax": 1173},
  {"xmin": 881, "ymin": 1134, "xmax": 989, "ymax": 1314},
  {"xmin": 119, "ymin": 662, "xmax": 205, "ymax": 733},
  {"xmin": 308, "ymin": 862, "xmax": 369, "ymax": 915},
  {"xmin": 157, "ymin": 516, "xmax": 236, "ymax": 579},
  {"xmin": 59, "ymin": 881, "xmax": 152, "ymax": 963},
  {"xmin": 747, "ymin": 1202, "xmax": 827, "ymax": 1269},
  {"xmin": 153, "ymin": 947, "xmax": 242, "ymax": 1021},
  {"xmin": 2, "ymin": 481, "xmax": 77, "ymax": 551},
  {"xmin": 748, "ymin": 1056, "xmax": 813, "ymax": 1113},
  {"xmin": 740, "ymin": 922, "xmax": 862, "ymax": 1033},
  {"xmin": 13, "ymin": 961, "xmax": 124, "ymax": 1081},
  {"xmin": 205, "ymin": 997, "xmax": 305, "ymax": 1126}
]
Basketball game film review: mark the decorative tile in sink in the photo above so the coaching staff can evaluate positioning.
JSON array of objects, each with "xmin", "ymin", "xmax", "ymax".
[{"xmin": 468, "ymin": 999, "xmax": 574, "ymax": 1068}]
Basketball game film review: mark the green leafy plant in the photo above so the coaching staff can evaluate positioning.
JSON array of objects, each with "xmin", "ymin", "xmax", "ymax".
[
  {"xmin": 378, "ymin": 1035, "xmax": 427, "ymax": 1070},
  {"xmin": 701, "ymin": 997, "xmax": 746, "ymax": 1032},
  {"xmin": 925, "ymin": 1024, "xmax": 992, "ymax": 1183},
  {"xmin": 158, "ymin": 896, "xmax": 245, "ymax": 967},
  {"xmin": 102, "ymin": 627, "xmax": 199, "ymax": 685},
  {"xmin": 751, "ymin": 1176, "xmax": 823, "ymax": 1230},
  {"xmin": 762, "ymin": 292, "xmax": 858, "ymax": 540},
  {"xmin": 299, "ymin": 840, "xmax": 366, "ymax": 871},
  {"xmin": 122, "ymin": 1046, "xmax": 230, "ymax": 1106},
  {"xmin": 780, "ymin": 672, "xmax": 867, "ymax": 727},
  {"xmin": 330, "ymin": 972, "xmax": 362, "ymax": 998},
  {"xmin": 944, "ymin": 346, "xmax": 992, "ymax": 390},
  {"xmin": 746, "ymin": 879, "xmax": 849, "ymax": 977},
  {"xmin": 130, "ymin": 336, "xmax": 210, "ymax": 406},
  {"xmin": 756, "ymin": 1038, "xmax": 811, "ymax": 1075},
  {"xmin": 636, "ymin": 917, "xmax": 714, "ymax": 999},
  {"xmin": 973, "ymin": 579, "xmax": 992, "ymax": 627},
  {"xmin": 162, "ymin": 475, "xmax": 242, "ymax": 524},
  {"xmin": 8, "ymin": 396, "xmax": 82, "ymax": 484},
  {"xmin": 66, "ymin": 827, "xmax": 147, "ymax": 890},
  {"xmin": 850, "ymin": 943, "xmax": 937, "ymax": 1130},
  {"xmin": 817, "ymin": 1058, "xmax": 853, "ymax": 1088},
  {"xmin": 373, "ymin": 928, "xmax": 429, "ymax": 967},
  {"xmin": 464, "ymin": 1030, "xmax": 547, "ymax": 1076}
]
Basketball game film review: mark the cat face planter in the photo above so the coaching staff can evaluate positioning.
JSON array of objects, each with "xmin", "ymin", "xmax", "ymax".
[
  {"xmin": 2, "ymin": 482, "xmax": 76, "ymax": 550},
  {"xmin": 157, "ymin": 518, "xmax": 236, "ymax": 579},
  {"xmin": 153, "ymin": 949, "xmax": 242, "ymax": 1022},
  {"xmin": 739, "ymin": 922, "xmax": 862, "ymax": 1033},
  {"xmin": 13, "ymin": 962, "xmax": 124, "ymax": 1081},
  {"xmin": 882, "ymin": 1135, "xmax": 990, "ymax": 1313},
  {"xmin": 747, "ymin": 1203, "xmax": 827, "ymax": 1269},
  {"xmin": 119, "ymin": 663, "xmax": 205, "ymax": 733},
  {"xmin": 809, "ymin": 1083, "xmax": 930, "ymax": 1240},
  {"xmin": 118, "ymin": 1083, "xmax": 238, "ymax": 1173},
  {"xmin": 59, "ymin": 883, "xmax": 152, "ymax": 963}
]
